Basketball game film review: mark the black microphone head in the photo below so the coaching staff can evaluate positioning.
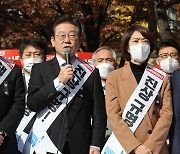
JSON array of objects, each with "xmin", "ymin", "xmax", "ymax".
[{"xmin": 64, "ymin": 48, "xmax": 71, "ymax": 55}]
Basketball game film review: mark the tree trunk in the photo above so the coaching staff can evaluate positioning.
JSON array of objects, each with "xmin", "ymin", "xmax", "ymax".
[
  {"xmin": 153, "ymin": 0, "xmax": 174, "ymax": 40},
  {"xmin": 83, "ymin": 17, "xmax": 100, "ymax": 52}
]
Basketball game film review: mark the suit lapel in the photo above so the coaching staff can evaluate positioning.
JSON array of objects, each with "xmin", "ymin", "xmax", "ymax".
[
  {"xmin": 121, "ymin": 63, "xmax": 137, "ymax": 99},
  {"xmin": 121, "ymin": 63, "xmax": 153, "ymax": 128},
  {"xmin": 49, "ymin": 57, "xmax": 60, "ymax": 80}
]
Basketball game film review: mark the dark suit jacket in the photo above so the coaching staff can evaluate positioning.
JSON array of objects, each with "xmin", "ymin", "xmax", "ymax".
[
  {"xmin": 0, "ymin": 64, "xmax": 25, "ymax": 154},
  {"xmin": 27, "ymin": 57, "xmax": 106, "ymax": 154},
  {"xmin": 170, "ymin": 69, "xmax": 180, "ymax": 154}
]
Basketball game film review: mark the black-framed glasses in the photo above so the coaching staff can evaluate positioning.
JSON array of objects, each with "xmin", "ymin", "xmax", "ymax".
[
  {"xmin": 55, "ymin": 31, "xmax": 79, "ymax": 41},
  {"xmin": 158, "ymin": 53, "xmax": 179, "ymax": 59}
]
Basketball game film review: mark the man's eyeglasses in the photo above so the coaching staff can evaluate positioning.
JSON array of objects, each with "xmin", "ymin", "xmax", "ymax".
[
  {"xmin": 55, "ymin": 32, "xmax": 79, "ymax": 41},
  {"xmin": 158, "ymin": 53, "xmax": 179, "ymax": 59}
]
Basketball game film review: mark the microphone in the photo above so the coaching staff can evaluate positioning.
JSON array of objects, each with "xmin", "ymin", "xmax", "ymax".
[{"xmin": 64, "ymin": 48, "xmax": 71, "ymax": 65}]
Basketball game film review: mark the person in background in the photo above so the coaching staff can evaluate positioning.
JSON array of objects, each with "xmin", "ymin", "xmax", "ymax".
[
  {"xmin": 105, "ymin": 25, "xmax": 172, "ymax": 154},
  {"xmin": 0, "ymin": 56, "xmax": 25, "ymax": 154},
  {"xmin": 170, "ymin": 68, "xmax": 180, "ymax": 154},
  {"xmin": 156, "ymin": 38, "xmax": 180, "ymax": 74},
  {"xmin": 92, "ymin": 46, "xmax": 117, "ymax": 140},
  {"xmin": 92, "ymin": 46, "xmax": 117, "ymax": 92},
  {"xmin": 158, "ymin": 40, "xmax": 180, "ymax": 154},
  {"xmin": 19, "ymin": 38, "xmax": 47, "ymax": 91},
  {"xmin": 26, "ymin": 15, "xmax": 106, "ymax": 154},
  {"xmin": 16, "ymin": 38, "xmax": 47, "ymax": 153},
  {"xmin": 155, "ymin": 39, "xmax": 180, "ymax": 149}
]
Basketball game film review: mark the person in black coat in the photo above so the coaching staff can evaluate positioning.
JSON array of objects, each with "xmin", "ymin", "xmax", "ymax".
[
  {"xmin": 27, "ymin": 15, "xmax": 106, "ymax": 154},
  {"xmin": 170, "ymin": 69, "xmax": 180, "ymax": 154},
  {"xmin": 0, "ymin": 56, "xmax": 25, "ymax": 154}
]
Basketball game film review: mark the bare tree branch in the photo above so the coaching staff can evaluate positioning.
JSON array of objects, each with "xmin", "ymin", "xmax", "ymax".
[
  {"xmin": 49, "ymin": 2, "xmax": 65, "ymax": 15},
  {"xmin": 100, "ymin": 31, "xmax": 118, "ymax": 47},
  {"xmin": 0, "ymin": 9, "xmax": 30, "ymax": 20},
  {"xmin": 96, "ymin": 0, "xmax": 110, "ymax": 29}
]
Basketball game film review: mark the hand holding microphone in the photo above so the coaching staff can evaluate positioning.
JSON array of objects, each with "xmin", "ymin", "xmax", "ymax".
[{"xmin": 58, "ymin": 48, "xmax": 73, "ymax": 84}]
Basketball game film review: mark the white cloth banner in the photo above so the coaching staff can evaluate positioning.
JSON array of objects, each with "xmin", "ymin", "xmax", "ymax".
[
  {"xmin": 0, "ymin": 56, "xmax": 14, "ymax": 85},
  {"xmin": 101, "ymin": 65, "xmax": 166, "ymax": 154},
  {"xmin": 16, "ymin": 73, "xmax": 37, "ymax": 153},
  {"xmin": 24, "ymin": 58, "xmax": 94, "ymax": 154},
  {"xmin": 16, "ymin": 105, "xmax": 36, "ymax": 153}
]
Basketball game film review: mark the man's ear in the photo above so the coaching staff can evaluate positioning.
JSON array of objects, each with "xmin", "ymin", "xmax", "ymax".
[{"xmin": 51, "ymin": 36, "xmax": 55, "ymax": 47}]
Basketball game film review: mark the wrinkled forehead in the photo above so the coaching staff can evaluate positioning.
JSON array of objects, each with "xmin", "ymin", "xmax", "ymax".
[{"xmin": 96, "ymin": 49, "xmax": 114, "ymax": 59}]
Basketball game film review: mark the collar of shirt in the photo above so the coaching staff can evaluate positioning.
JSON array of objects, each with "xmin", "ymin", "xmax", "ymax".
[
  {"xmin": 102, "ymin": 82, "xmax": 106, "ymax": 95},
  {"xmin": 102, "ymin": 82, "xmax": 106, "ymax": 88},
  {"xmin": 24, "ymin": 73, "xmax": 30, "ymax": 85}
]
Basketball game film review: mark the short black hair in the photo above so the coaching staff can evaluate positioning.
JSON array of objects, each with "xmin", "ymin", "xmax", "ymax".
[
  {"xmin": 19, "ymin": 38, "xmax": 47, "ymax": 60},
  {"xmin": 156, "ymin": 39, "xmax": 180, "ymax": 56},
  {"xmin": 121, "ymin": 25, "xmax": 154, "ymax": 61},
  {"xmin": 52, "ymin": 15, "xmax": 82, "ymax": 37}
]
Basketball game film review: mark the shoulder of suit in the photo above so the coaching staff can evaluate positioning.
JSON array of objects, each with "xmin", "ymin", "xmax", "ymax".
[
  {"xmin": 174, "ymin": 69, "xmax": 180, "ymax": 75},
  {"xmin": 172, "ymin": 69, "xmax": 180, "ymax": 79},
  {"xmin": 13, "ymin": 64, "xmax": 21, "ymax": 69},
  {"xmin": 34, "ymin": 59, "xmax": 53, "ymax": 68},
  {"xmin": 88, "ymin": 67, "xmax": 98, "ymax": 78},
  {"xmin": 12, "ymin": 64, "xmax": 21, "ymax": 73}
]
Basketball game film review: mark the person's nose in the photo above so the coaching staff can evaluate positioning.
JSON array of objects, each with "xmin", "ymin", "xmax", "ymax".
[
  {"xmin": 64, "ymin": 35, "xmax": 71, "ymax": 42},
  {"xmin": 104, "ymin": 60, "xmax": 109, "ymax": 63},
  {"xmin": 30, "ymin": 54, "xmax": 35, "ymax": 58},
  {"xmin": 139, "ymin": 40, "xmax": 143, "ymax": 44},
  {"xmin": 101, "ymin": 59, "xmax": 106, "ymax": 63}
]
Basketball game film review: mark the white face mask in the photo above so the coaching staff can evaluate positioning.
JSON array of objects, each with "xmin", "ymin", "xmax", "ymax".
[
  {"xmin": 23, "ymin": 58, "xmax": 43, "ymax": 73},
  {"xmin": 96, "ymin": 63, "xmax": 115, "ymax": 79},
  {"xmin": 160, "ymin": 56, "xmax": 179, "ymax": 74},
  {"xmin": 129, "ymin": 43, "xmax": 150, "ymax": 63}
]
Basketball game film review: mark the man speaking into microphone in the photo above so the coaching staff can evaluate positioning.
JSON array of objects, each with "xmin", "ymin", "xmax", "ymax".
[{"xmin": 26, "ymin": 15, "xmax": 106, "ymax": 154}]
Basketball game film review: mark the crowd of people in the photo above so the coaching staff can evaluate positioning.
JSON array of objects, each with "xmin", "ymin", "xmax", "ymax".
[{"xmin": 0, "ymin": 15, "xmax": 179, "ymax": 154}]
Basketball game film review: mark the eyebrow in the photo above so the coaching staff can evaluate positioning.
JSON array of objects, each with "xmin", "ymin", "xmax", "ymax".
[
  {"xmin": 25, "ymin": 50, "xmax": 42, "ymax": 54},
  {"xmin": 98, "ymin": 58, "xmax": 113, "ymax": 60},
  {"xmin": 159, "ymin": 52, "xmax": 178, "ymax": 55}
]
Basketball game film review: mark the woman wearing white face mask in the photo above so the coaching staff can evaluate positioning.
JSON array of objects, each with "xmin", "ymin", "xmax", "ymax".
[
  {"xmin": 105, "ymin": 25, "xmax": 172, "ymax": 154},
  {"xmin": 156, "ymin": 38, "xmax": 180, "ymax": 74}
]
